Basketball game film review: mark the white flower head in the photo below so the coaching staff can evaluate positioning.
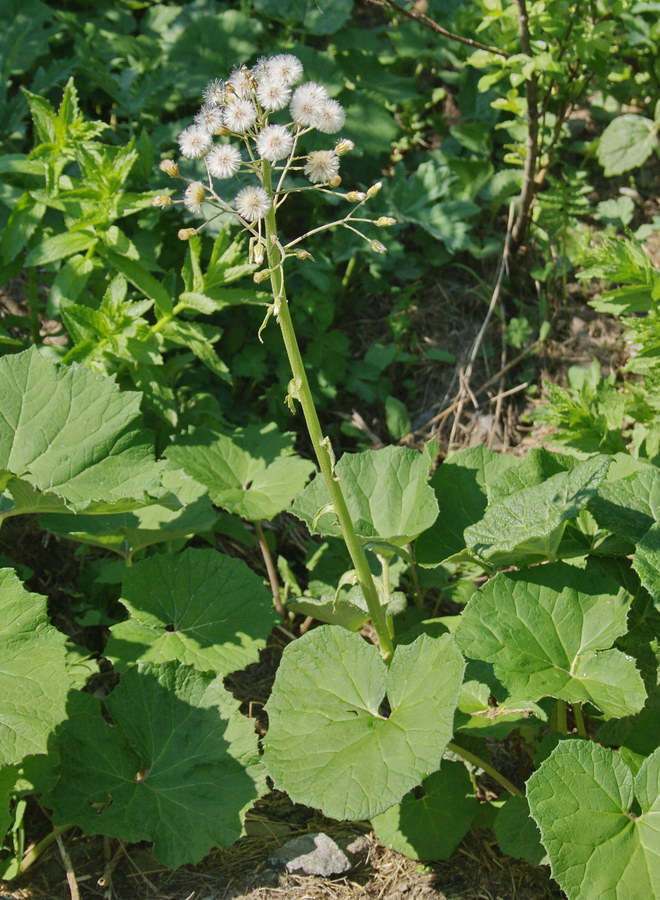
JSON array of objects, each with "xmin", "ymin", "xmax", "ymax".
[
  {"xmin": 207, "ymin": 144, "xmax": 242, "ymax": 179},
  {"xmin": 257, "ymin": 76, "xmax": 292, "ymax": 112},
  {"xmin": 203, "ymin": 79, "xmax": 226, "ymax": 106},
  {"xmin": 290, "ymin": 82, "xmax": 328, "ymax": 126},
  {"xmin": 183, "ymin": 181, "xmax": 206, "ymax": 213},
  {"xmin": 304, "ymin": 150, "xmax": 340, "ymax": 184},
  {"xmin": 267, "ymin": 54, "xmax": 304, "ymax": 86},
  {"xmin": 227, "ymin": 66, "xmax": 254, "ymax": 99},
  {"xmin": 235, "ymin": 185, "xmax": 271, "ymax": 223},
  {"xmin": 314, "ymin": 99, "xmax": 346, "ymax": 134},
  {"xmin": 178, "ymin": 125, "xmax": 212, "ymax": 159},
  {"xmin": 194, "ymin": 103, "xmax": 225, "ymax": 134},
  {"xmin": 223, "ymin": 98, "xmax": 257, "ymax": 133},
  {"xmin": 256, "ymin": 124, "xmax": 294, "ymax": 162}
]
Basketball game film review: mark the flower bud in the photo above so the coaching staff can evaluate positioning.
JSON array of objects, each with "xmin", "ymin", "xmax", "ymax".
[
  {"xmin": 366, "ymin": 181, "xmax": 383, "ymax": 199},
  {"xmin": 328, "ymin": 175, "xmax": 342, "ymax": 188},
  {"xmin": 159, "ymin": 159, "xmax": 179, "ymax": 177},
  {"xmin": 152, "ymin": 195, "xmax": 173, "ymax": 208},
  {"xmin": 346, "ymin": 191, "xmax": 366, "ymax": 203},
  {"xmin": 295, "ymin": 249, "xmax": 313, "ymax": 260},
  {"xmin": 177, "ymin": 228, "xmax": 197, "ymax": 241},
  {"xmin": 253, "ymin": 269, "xmax": 271, "ymax": 284},
  {"xmin": 335, "ymin": 138, "xmax": 355, "ymax": 156},
  {"xmin": 253, "ymin": 243, "xmax": 265, "ymax": 265},
  {"xmin": 369, "ymin": 240, "xmax": 387, "ymax": 254},
  {"xmin": 375, "ymin": 216, "xmax": 396, "ymax": 226}
]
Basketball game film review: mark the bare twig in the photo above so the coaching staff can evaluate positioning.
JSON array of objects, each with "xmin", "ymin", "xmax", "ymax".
[
  {"xmin": 20, "ymin": 825, "xmax": 73, "ymax": 875},
  {"xmin": 55, "ymin": 830, "xmax": 80, "ymax": 900},
  {"xmin": 363, "ymin": 0, "xmax": 511, "ymax": 58},
  {"xmin": 254, "ymin": 520, "xmax": 286, "ymax": 618},
  {"xmin": 511, "ymin": 0, "xmax": 539, "ymax": 247}
]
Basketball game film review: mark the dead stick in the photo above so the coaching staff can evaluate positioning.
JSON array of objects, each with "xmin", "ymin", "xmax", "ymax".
[{"xmin": 254, "ymin": 519, "xmax": 286, "ymax": 618}]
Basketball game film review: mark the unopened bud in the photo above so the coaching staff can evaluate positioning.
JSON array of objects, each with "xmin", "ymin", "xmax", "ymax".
[
  {"xmin": 375, "ymin": 216, "xmax": 396, "ymax": 227},
  {"xmin": 366, "ymin": 181, "xmax": 383, "ymax": 199},
  {"xmin": 295, "ymin": 249, "xmax": 313, "ymax": 260},
  {"xmin": 159, "ymin": 159, "xmax": 179, "ymax": 177},
  {"xmin": 253, "ymin": 269, "xmax": 271, "ymax": 284},
  {"xmin": 152, "ymin": 195, "xmax": 173, "ymax": 208},
  {"xmin": 177, "ymin": 228, "xmax": 197, "ymax": 241},
  {"xmin": 253, "ymin": 244, "xmax": 265, "ymax": 265},
  {"xmin": 346, "ymin": 191, "xmax": 366, "ymax": 203},
  {"xmin": 369, "ymin": 240, "xmax": 387, "ymax": 254},
  {"xmin": 328, "ymin": 175, "xmax": 341, "ymax": 188},
  {"xmin": 335, "ymin": 139, "xmax": 355, "ymax": 156}
]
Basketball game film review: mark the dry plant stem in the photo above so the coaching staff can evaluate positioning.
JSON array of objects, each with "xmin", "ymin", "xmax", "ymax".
[
  {"xmin": 254, "ymin": 519, "xmax": 286, "ymax": 618},
  {"xmin": 261, "ymin": 161, "xmax": 394, "ymax": 662},
  {"xmin": 364, "ymin": 0, "xmax": 511, "ymax": 58},
  {"xmin": 447, "ymin": 742, "xmax": 522, "ymax": 797},
  {"xmin": 20, "ymin": 824, "xmax": 73, "ymax": 874},
  {"xmin": 511, "ymin": 0, "xmax": 539, "ymax": 247},
  {"xmin": 55, "ymin": 830, "xmax": 80, "ymax": 900}
]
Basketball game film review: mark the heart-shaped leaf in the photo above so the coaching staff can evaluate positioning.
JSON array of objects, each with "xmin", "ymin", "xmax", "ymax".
[
  {"xmin": 166, "ymin": 423, "xmax": 315, "ymax": 521},
  {"xmin": 371, "ymin": 761, "xmax": 477, "ymax": 860},
  {"xmin": 48, "ymin": 662, "xmax": 266, "ymax": 868},
  {"xmin": 263, "ymin": 627, "xmax": 465, "ymax": 820},
  {"xmin": 0, "ymin": 569, "xmax": 70, "ymax": 765},
  {"xmin": 494, "ymin": 795, "xmax": 547, "ymax": 866},
  {"xmin": 291, "ymin": 445, "xmax": 438, "ymax": 548},
  {"xmin": 105, "ymin": 548, "xmax": 278, "ymax": 674},
  {"xmin": 456, "ymin": 562, "xmax": 646, "ymax": 717},
  {"xmin": 0, "ymin": 347, "xmax": 161, "ymax": 514},
  {"xmin": 527, "ymin": 741, "xmax": 660, "ymax": 900}
]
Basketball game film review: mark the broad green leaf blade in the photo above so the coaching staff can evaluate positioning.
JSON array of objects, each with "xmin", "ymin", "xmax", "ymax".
[
  {"xmin": 0, "ymin": 569, "xmax": 69, "ymax": 764},
  {"xmin": 633, "ymin": 523, "xmax": 660, "ymax": 604},
  {"xmin": 527, "ymin": 741, "xmax": 660, "ymax": 900},
  {"xmin": 493, "ymin": 795, "xmax": 547, "ymax": 866},
  {"xmin": 371, "ymin": 761, "xmax": 477, "ymax": 860},
  {"xmin": 105, "ymin": 549, "xmax": 278, "ymax": 673},
  {"xmin": 263, "ymin": 628, "xmax": 465, "ymax": 820},
  {"xmin": 455, "ymin": 562, "xmax": 646, "ymax": 717},
  {"xmin": 0, "ymin": 348, "xmax": 161, "ymax": 513},
  {"xmin": 49, "ymin": 663, "xmax": 266, "ymax": 868},
  {"xmin": 589, "ymin": 465, "xmax": 660, "ymax": 543},
  {"xmin": 166, "ymin": 423, "xmax": 315, "ymax": 521},
  {"xmin": 485, "ymin": 448, "xmax": 578, "ymax": 503},
  {"xmin": 291, "ymin": 445, "xmax": 438, "ymax": 547},
  {"xmin": 596, "ymin": 114, "xmax": 658, "ymax": 176},
  {"xmin": 463, "ymin": 456, "xmax": 610, "ymax": 567},
  {"xmin": 416, "ymin": 446, "xmax": 517, "ymax": 566}
]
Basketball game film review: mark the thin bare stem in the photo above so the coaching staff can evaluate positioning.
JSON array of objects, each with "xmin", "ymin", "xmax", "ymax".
[
  {"xmin": 20, "ymin": 826, "xmax": 73, "ymax": 874},
  {"xmin": 55, "ymin": 830, "xmax": 80, "ymax": 900},
  {"xmin": 254, "ymin": 519, "xmax": 286, "ymax": 618},
  {"xmin": 511, "ymin": 0, "xmax": 539, "ymax": 246},
  {"xmin": 447, "ymin": 742, "xmax": 522, "ymax": 796}
]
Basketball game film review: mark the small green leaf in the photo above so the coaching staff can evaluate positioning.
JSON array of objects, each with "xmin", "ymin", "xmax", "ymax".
[
  {"xmin": 291, "ymin": 445, "xmax": 438, "ymax": 548},
  {"xmin": 494, "ymin": 795, "xmax": 547, "ymax": 865},
  {"xmin": 25, "ymin": 230, "xmax": 97, "ymax": 267},
  {"xmin": 590, "ymin": 465, "xmax": 660, "ymax": 543},
  {"xmin": 0, "ymin": 348, "xmax": 162, "ymax": 513},
  {"xmin": 166, "ymin": 423, "xmax": 315, "ymax": 521},
  {"xmin": 371, "ymin": 761, "xmax": 477, "ymax": 860},
  {"xmin": 105, "ymin": 548, "xmax": 278, "ymax": 673},
  {"xmin": 0, "ymin": 569, "xmax": 69, "ymax": 764},
  {"xmin": 633, "ymin": 522, "xmax": 660, "ymax": 604},
  {"xmin": 456, "ymin": 562, "xmax": 646, "ymax": 717},
  {"xmin": 527, "ymin": 741, "xmax": 660, "ymax": 900},
  {"xmin": 263, "ymin": 627, "xmax": 465, "ymax": 820},
  {"xmin": 48, "ymin": 663, "xmax": 266, "ymax": 868},
  {"xmin": 384, "ymin": 395, "xmax": 411, "ymax": 441},
  {"xmin": 597, "ymin": 114, "xmax": 658, "ymax": 176},
  {"xmin": 463, "ymin": 456, "xmax": 610, "ymax": 567},
  {"xmin": 98, "ymin": 247, "xmax": 173, "ymax": 314}
]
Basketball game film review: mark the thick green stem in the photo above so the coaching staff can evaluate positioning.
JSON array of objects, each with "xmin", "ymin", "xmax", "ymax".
[
  {"xmin": 20, "ymin": 825, "xmax": 73, "ymax": 874},
  {"xmin": 447, "ymin": 742, "xmax": 522, "ymax": 797},
  {"xmin": 572, "ymin": 703, "xmax": 587, "ymax": 738},
  {"xmin": 553, "ymin": 698, "xmax": 568, "ymax": 734},
  {"xmin": 260, "ymin": 161, "xmax": 394, "ymax": 661}
]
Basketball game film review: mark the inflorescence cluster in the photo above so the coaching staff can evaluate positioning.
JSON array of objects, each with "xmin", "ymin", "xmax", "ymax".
[{"xmin": 155, "ymin": 54, "xmax": 395, "ymax": 264}]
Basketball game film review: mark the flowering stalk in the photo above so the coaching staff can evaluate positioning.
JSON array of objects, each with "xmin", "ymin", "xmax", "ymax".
[{"xmin": 159, "ymin": 54, "xmax": 397, "ymax": 660}]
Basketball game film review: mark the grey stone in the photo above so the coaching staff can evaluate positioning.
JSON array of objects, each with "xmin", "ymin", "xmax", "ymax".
[{"xmin": 268, "ymin": 831, "xmax": 368, "ymax": 877}]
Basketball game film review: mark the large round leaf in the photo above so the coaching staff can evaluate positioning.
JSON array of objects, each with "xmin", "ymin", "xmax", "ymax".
[
  {"xmin": 263, "ymin": 627, "xmax": 464, "ymax": 820},
  {"xmin": 48, "ymin": 662, "xmax": 266, "ymax": 868},
  {"xmin": 105, "ymin": 548, "xmax": 278, "ymax": 674},
  {"xmin": 527, "ymin": 741, "xmax": 660, "ymax": 900}
]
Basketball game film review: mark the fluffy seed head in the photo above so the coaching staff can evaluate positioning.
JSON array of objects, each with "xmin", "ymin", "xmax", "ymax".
[
  {"xmin": 183, "ymin": 181, "xmax": 206, "ymax": 213},
  {"xmin": 235, "ymin": 185, "xmax": 271, "ymax": 222},
  {"xmin": 152, "ymin": 195, "xmax": 173, "ymax": 207},
  {"xmin": 335, "ymin": 139, "xmax": 355, "ymax": 156},
  {"xmin": 159, "ymin": 159, "xmax": 179, "ymax": 177},
  {"xmin": 227, "ymin": 67, "xmax": 254, "ymax": 99},
  {"xmin": 256, "ymin": 124, "xmax": 294, "ymax": 162},
  {"xmin": 256, "ymin": 76, "xmax": 292, "ymax": 111},
  {"xmin": 314, "ymin": 99, "xmax": 345, "ymax": 134},
  {"xmin": 203, "ymin": 79, "xmax": 226, "ymax": 106},
  {"xmin": 206, "ymin": 144, "xmax": 242, "ymax": 179},
  {"xmin": 290, "ymin": 82, "xmax": 328, "ymax": 126},
  {"xmin": 304, "ymin": 149, "xmax": 340, "ymax": 184},
  {"xmin": 223, "ymin": 99, "xmax": 257, "ymax": 133},
  {"xmin": 195, "ymin": 103, "xmax": 225, "ymax": 134},
  {"xmin": 178, "ymin": 125, "xmax": 212, "ymax": 159},
  {"xmin": 267, "ymin": 54, "xmax": 304, "ymax": 86}
]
